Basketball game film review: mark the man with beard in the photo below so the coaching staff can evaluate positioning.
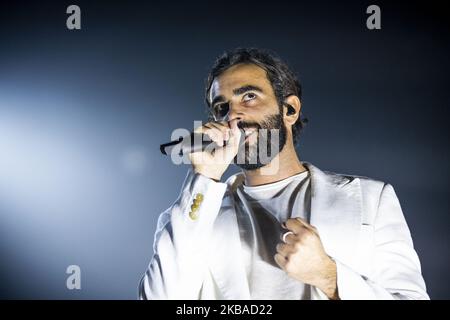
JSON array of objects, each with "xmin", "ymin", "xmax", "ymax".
[{"xmin": 139, "ymin": 48, "xmax": 428, "ymax": 300}]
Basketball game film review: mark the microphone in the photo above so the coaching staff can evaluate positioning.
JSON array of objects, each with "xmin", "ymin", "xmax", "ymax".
[{"xmin": 160, "ymin": 132, "xmax": 225, "ymax": 156}]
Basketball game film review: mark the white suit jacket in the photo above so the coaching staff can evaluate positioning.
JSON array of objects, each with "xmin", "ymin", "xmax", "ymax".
[{"xmin": 139, "ymin": 162, "xmax": 429, "ymax": 300}]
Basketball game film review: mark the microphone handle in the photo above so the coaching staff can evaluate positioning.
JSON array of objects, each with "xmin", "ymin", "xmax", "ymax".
[{"xmin": 160, "ymin": 132, "xmax": 224, "ymax": 156}]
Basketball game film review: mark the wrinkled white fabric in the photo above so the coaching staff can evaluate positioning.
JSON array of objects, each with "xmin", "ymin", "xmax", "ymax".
[
  {"xmin": 240, "ymin": 170, "xmax": 311, "ymax": 299},
  {"xmin": 139, "ymin": 162, "xmax": 429, "ymax": 300}
]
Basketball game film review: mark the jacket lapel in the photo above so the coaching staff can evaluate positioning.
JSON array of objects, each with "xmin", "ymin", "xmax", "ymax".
[
  {"xmin": 305, "ymin": 162, "xmax": 363, "ymax": 266},
  {"xmin": 208, "ymin": 175, "xmax": 251, "ymax": 299}
]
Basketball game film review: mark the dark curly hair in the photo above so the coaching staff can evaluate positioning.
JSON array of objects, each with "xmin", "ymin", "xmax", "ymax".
[{"xmin": 204, "ymin": 48, "xmax": 307, "ymax": 144}]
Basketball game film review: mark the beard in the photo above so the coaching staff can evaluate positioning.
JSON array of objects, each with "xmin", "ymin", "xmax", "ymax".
[{"xmin": 233, "ymin": 108, "xmax": 287, "ymax": 171}]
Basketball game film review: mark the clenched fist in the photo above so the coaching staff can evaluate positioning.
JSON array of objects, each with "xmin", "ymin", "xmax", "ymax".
[
  {"xmin": 274, "ymin": 217, "xmax": 339, "ymax": 300},
  {"xmin": 188, "ymin": 119, "xmax": 242, "ymax": 181}
]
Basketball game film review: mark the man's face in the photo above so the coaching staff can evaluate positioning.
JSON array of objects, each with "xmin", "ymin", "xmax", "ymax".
[{"xmin": 209, "ymin": 63, "xmax": 287, "ymax": 170}]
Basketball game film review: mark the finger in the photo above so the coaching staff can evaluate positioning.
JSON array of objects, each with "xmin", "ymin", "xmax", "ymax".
[
  {"xmin": 194, "ymin": 123, "xmax": 214, "ymax": 135},
  {"xmin": 212, "ymin": 127, "xmax": 241, "ymax": 162},
  {"xmin": 276, "ymin": 243, "xmax": 294, "ymax": 257},
  {"xmin": 194, "ymin": 122, "xmax": 227, "ymax": 135},
  {"xmin": 208, "ymin": 121, "xmax": 229, "ymax": 130},
  {"xmin": 229, "ymin": 118, "xmax": 241, "ymax": 136},
  {"xmin": 284, "ymin": 218, "xmax": 306, "ymax": 234},
  {"xmin": 222, "ymin": 119, "xmax": 241, "ymax": 153},
  {"xmin": 203, "ymin": 128, "xmax": 220, "ymax": 146},
  {"xmin": 274, "ymin": 253, "xmax": 287, "ymax": 269},
  {"xmin": 295, "ymin": 217, "xmax": 318, "ymax": 233},
  {"xmin": 207, "ymin": 122, "xmax": 230, "ymax": 141},
  {"xmin": 204, "ymin": 128, "xmax": 226, "ymax": 147}
]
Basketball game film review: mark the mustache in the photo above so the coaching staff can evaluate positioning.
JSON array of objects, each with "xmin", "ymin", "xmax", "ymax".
[
  {"xmin": 237, "ymin": 121, "xmax": 262, "ymax": 130},
  {"xmin": 235, "ymin": 110, "xmax": 284, "ymax": 131}
]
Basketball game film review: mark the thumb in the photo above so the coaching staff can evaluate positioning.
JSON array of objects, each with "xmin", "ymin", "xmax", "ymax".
[
  {"xmin": 229, "ymin": 118, "xmax": 239, "ymax": 130},
  {"xmin": 219, "ymin": 120, "xmax": 241, "ymax": 160},
  {"xmin": 228, "ymin": 119, "xmax": 242, "ymax": 147}
]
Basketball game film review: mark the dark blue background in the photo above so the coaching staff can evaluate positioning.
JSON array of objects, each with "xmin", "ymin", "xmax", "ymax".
[{"xmin": 0, "ymin": 0, "xmax": 448, "ymax": 299}]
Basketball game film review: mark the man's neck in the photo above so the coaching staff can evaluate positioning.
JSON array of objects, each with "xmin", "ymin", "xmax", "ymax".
[{"xmin": 243, "ymin": 142, "xmax": 306, "ymax": 187}]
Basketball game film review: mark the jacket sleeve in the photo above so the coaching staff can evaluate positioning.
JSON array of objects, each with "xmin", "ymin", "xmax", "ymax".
[
  {"xmin": 138, "ymin": 169, "xmax": 227, "ymax": 300},
  {"xmin": 333, "ymin": 183, "xmax": 429, "ymax": 300}
]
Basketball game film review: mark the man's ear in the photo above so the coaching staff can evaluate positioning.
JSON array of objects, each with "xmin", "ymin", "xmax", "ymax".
[{"xmin": 283, "ymin": 95, "xmax": 301, "ymax": 126}]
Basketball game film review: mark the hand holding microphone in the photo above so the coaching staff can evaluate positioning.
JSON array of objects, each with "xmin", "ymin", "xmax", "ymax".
[{"xmin": 188, "ymin": 119, "xmax": 242, "ymax": 181}]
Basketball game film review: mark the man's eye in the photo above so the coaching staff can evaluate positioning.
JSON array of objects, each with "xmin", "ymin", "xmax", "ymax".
[{"xmin": 243, "ymin": 93, "xmax": 257, "ymax": 102}]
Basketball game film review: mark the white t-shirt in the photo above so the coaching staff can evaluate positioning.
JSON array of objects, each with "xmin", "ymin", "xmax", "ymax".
[{"xmin": 239, "ymin": 170, "xmax": 311, "ymax": 299}]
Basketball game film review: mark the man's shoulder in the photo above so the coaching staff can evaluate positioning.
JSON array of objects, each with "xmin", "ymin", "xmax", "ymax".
[
  {"xmin": 320, "ymin": 168, "xmax": 389, "ymax": 198},
  {"xmin": 324, "ymin": 169, "xmax": 386, "ymax": 185}
]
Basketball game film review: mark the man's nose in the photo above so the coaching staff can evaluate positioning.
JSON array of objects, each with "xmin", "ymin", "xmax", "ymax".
[{"xmin": 224, "ymin": 102, "xmax": 244, "ymax": 122}]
